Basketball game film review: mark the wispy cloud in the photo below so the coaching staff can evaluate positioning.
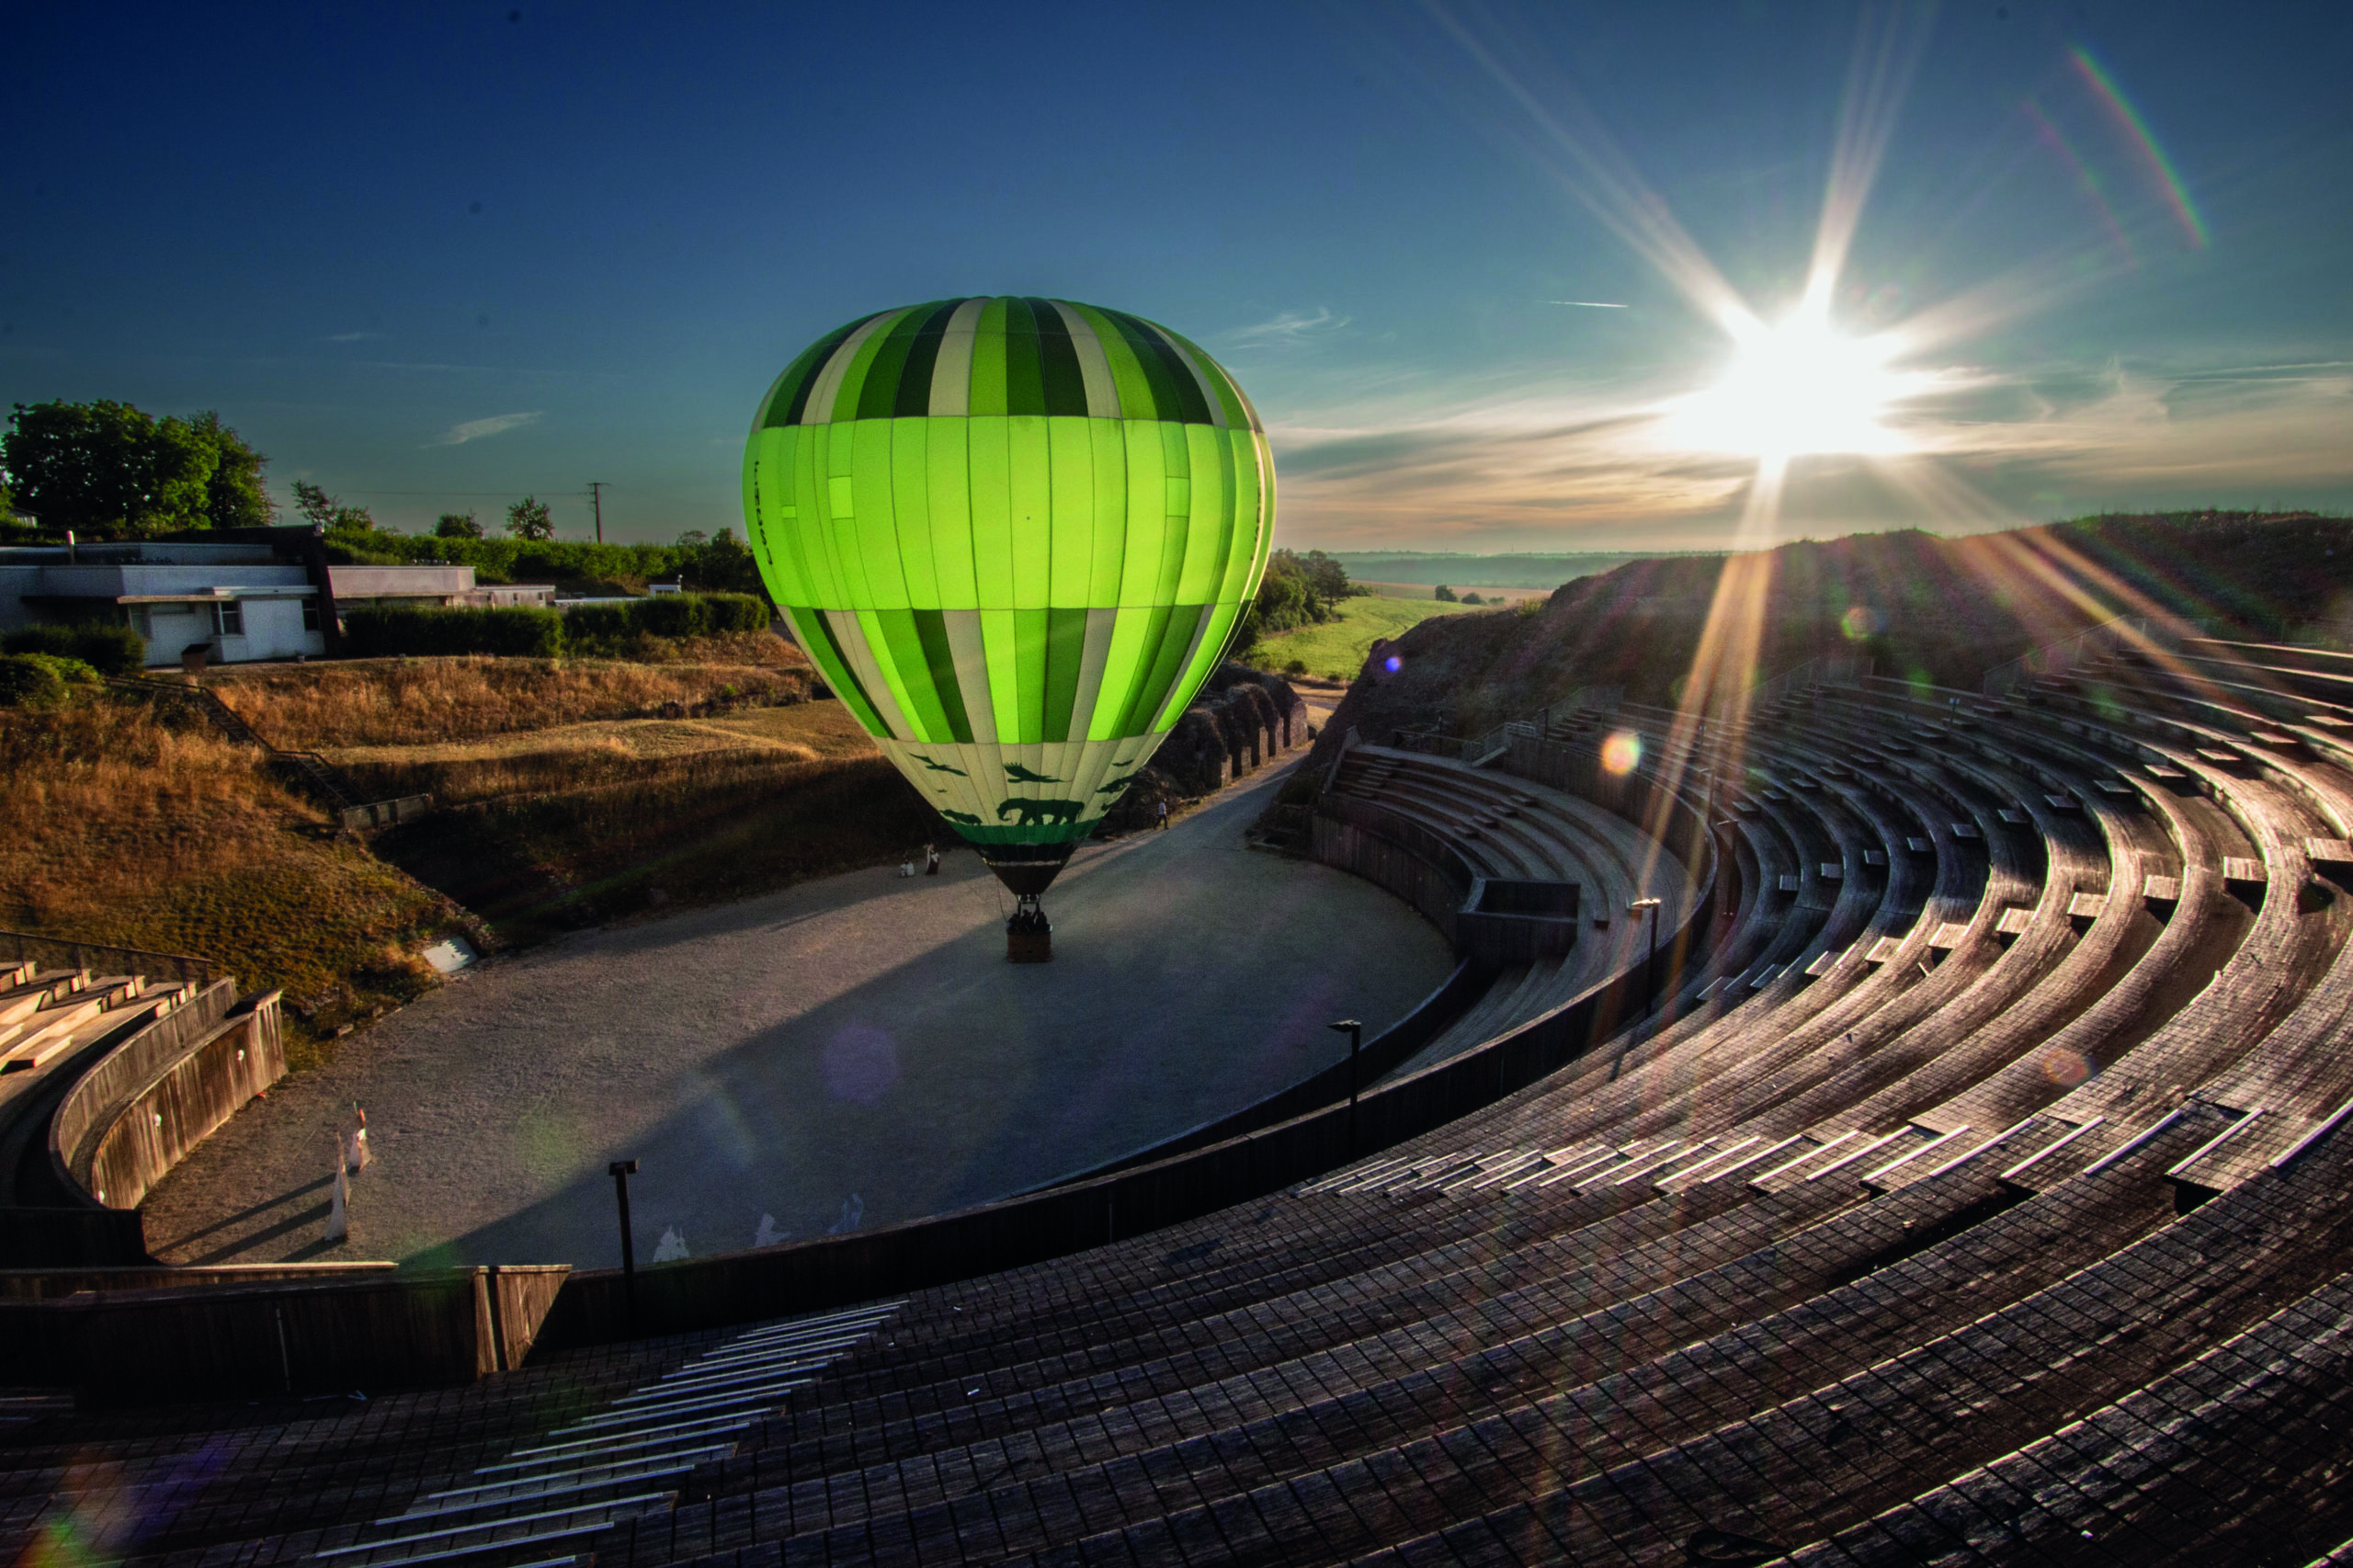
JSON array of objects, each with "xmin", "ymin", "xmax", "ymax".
[
  {"xmin": 323, "ymin": 330, "xmax": 383, "ymax": 343},
  {"xmin": 1221, "ymin": 306, "xmax": 1352, "ymax": 352},
  {"xmin": 430, "ymin": 411, "xmax": 542, "ymax": 447},
  {"xmin": 1267, "ymin": 353, "xmax": 2353, "ymax": 551},
  {"xmin": 1542, "ymin": 300, "xmax": 1629, "ymax": 309}
]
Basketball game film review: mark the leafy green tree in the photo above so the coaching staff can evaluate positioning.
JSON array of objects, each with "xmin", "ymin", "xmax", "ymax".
[
  {"xmin": 188, "ymin": 411, "xmax": 273, "ymax": 529},
  {"xmin": 1433, "ymin": 584, "xmax": 1458, "ymax": 602},
  {"xmin": 435, "ymin": 510, "xmax": 484, "ymax": 539},
  {"xmin": 676, "ymin": 527, "xmax": 766, "ymax": 597},
  {"xmin": 506, "ymin": 494, "xmax": 554, "ymax": 541},
  {"xmin": 3, "ymin": 399, "xmax": 217, "ymax": 538},
  {"xmin": 292, "ymin": 478, "xmax": 375, "ymax": 532}
]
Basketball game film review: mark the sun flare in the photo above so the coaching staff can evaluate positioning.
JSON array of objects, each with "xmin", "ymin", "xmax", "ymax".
[{"xmin": 1668, "ymin": 312, "xmax": 1910, "ymax": 460}]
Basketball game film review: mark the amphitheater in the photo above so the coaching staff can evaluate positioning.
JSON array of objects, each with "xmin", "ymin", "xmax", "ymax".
[{"xmin": 4, "ymin": 626, "xmax": 2353, "ymax": 1564}]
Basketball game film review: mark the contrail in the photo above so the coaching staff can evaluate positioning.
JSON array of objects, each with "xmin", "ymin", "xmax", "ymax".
[{"xmin": 1542, "ymin": 300, "xmax": 1629, "ymax": 308}]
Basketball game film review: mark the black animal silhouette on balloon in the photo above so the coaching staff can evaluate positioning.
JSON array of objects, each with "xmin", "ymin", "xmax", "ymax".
[{"xmin": 996, "ymin": 797, "xmax": 1086, "ymax": 827}]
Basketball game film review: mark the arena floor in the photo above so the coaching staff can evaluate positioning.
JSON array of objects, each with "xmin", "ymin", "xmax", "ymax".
[{"xmin": 141, "ymin": 757, "xmax": 1459, "ymax": 1269}]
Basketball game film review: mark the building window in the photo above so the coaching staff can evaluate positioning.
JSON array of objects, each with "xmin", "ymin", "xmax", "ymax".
[
  {"xmin": 127, "ymin": 606, "xmax": 153, "ymax": 639},
  {"xmin": 212, "ymin": 600, "xmax": 244, "ymax": 637},
  {"xmin": 301, "ymin": 597, "xmax": 321, "ymax": 632}
]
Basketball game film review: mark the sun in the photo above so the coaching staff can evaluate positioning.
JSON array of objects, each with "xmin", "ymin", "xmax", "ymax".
[{"xmin": 1667, "ymin": 311, "xmax": 1909, "ymax": 460}]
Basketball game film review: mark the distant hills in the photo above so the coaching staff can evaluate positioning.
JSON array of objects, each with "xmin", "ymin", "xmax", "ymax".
[
  {"xmin": 1313, "ymin": 512, "xmax": 2353, "ymax": 737},
  {"xmin": 1329, "ymin": 551, "xmax": 1722, "ymax": 589}
]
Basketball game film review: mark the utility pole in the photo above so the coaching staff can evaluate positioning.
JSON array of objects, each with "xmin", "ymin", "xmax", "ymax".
[{"xmin": 587, "ymin": 481, "xmax": 609, "ymax": 545}]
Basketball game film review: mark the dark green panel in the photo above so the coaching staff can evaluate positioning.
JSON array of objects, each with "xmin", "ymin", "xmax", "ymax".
[
  {"xmin": 1002, "ymin": 296, "xmax": 1048, "ymax": 417},
  {"xmin": 912, "ymin": 608, "xmax": 973, "ymax": 744},
  {"xmin": 1099, "ymin": 310, "xmax": 1181, "ymax": 423},
  {"xmin": 765, "ymin": 314, "xmax": 876, "ymax": 428},
  {"xmin": 790, "ymin": 608, "xmax": 890, "ymax": 737},
  {"xmin": 1121, "ymin": 604, "xmax": 1206, "ymax": 738},
  {"xmin": 1121, "ymin": 313, "xmax": 1213, "ymax": 425},
  {"xmin": 1029, "ymin": 298, "xmax": 1090, "ymax": 417},
  {"xmin": 893, "ymin": 299, "xmax": 965, "ymax": 418},
  {"xmin": 1040, "ymin": 606, "xmax": 1088, "ymax": 744},
  {"xmin": 854, "ymin": 305, "xmax": 938, "ymax": 422}
]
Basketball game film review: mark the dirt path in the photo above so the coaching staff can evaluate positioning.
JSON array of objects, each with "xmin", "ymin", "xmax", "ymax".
[{"xmin": 142, "ymin": 757, "xmax": 1454, "ymax": 1269}]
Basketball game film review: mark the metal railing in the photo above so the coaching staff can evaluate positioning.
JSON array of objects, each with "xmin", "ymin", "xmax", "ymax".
[
  {"xmin": 0, "ymin": 928, "xmax": 218, "ymax": 987},
  {"xmin": 105, "ymin": 676, "xmax": 362, "ymax": 812},
  {"xmin": 1981, "ymin": 617, "xmax": 2157, "ymax": 697}
]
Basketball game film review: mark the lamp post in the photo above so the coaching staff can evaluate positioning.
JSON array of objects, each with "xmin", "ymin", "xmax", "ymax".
[
  {"xmin": 1328, "ymin": 1018, "xmax": 1364, "ymax": 1153},
  {"xmin": 608, "ymin": 1158, "xmax": 640, "ymax": 1335},
  {"xmin": 1628, "ymin": 897, "xmax": 1663, "ymax": 1019}
]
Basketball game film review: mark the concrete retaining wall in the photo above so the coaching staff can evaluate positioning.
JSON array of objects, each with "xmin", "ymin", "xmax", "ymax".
[
  {"xmin": 51, "ymin": 985, "xmax": 285, "ymax": 1212},
  {"xmin": 0, "ymin": 1264, "xmax": 568, "ymax": 1402}
]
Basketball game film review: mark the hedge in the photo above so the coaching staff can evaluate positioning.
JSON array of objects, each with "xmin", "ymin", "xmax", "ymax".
[
  {"xmin": 343, "ymin": 606, "xmax": 567, "ymax": 659},
  {"xmin": 340, "ymin": 594, "xmax": 770, "ymax": 659},
  {"xmin": 4, "ymin": 622, "xmax": 146, "ymax": 676}
]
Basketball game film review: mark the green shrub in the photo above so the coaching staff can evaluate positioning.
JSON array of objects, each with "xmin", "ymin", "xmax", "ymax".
[
  {"xmin": 4, "ymin": 621, "xmax": 145, "ymax": 676},
  {"xmin": 344, "ymin": 606, "xmax": 566, "ymax": 659},
  {"xmin": 0, "ymin": 653, "xmax": 70, "ymax": 708}
]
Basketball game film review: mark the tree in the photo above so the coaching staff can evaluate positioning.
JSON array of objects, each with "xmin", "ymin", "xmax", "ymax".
[
  {"xmin": 506, "ymin": 494, "xmax": 554, "ymax": 541},
  {"xmin": 435, "ymin": 510, "xmax": 483, "ymax": 539},
  {"xmin": 1460, "ymin": 592, "xmax": 1483, "ymax": 606},
  {"xmin": 677, "ymin": 527, "xmax": 766, "ymax": 597},
  {"xmin": 1434, "ymin": 584, "xmax": 1458, "ymax": 602},
  {"xmin": 3, "ymin": 399, "xmax": 218, "ymax": 538},
  {"xmin": 292, "ymin": 478, "xmax": 375, "ymax": 532},
  {"xmin": 188, "ymin": 411, "xmax": 273, "ymax": 529}
]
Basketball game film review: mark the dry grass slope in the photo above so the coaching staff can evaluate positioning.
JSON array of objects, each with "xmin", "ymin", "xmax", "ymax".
[{"xmin": 0, "ymin": 699, "xmax": 464, "ymax": 1062}]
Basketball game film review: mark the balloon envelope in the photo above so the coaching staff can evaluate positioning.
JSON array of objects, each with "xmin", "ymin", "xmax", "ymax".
[{"xmin": 743, "ymin": 297, "xmax": 1274, "ymax": 890}]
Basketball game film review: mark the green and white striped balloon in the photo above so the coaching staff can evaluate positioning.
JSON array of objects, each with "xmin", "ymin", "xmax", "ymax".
[{"xmin": 742, "ymin": 296, "xmax": 1274, "ymax": 884}]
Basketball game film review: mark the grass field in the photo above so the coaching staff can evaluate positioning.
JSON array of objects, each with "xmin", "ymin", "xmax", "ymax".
[{"xmin": 1242, "ymin": 596, "xmax": 1483, "ymax": 678}]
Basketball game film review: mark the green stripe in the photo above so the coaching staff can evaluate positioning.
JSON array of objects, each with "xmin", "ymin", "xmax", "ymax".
[
  {"xmin": 1098, "ymin": 310, "xmax": 1185, "ymax": 422},
  {"xmin": 766, "ymin": 315, "xmax": 873, "ymax": 428},
  {"xmin": 830, "ymin": 307, "xmax": 913, "ymax": 422},
  {"xmin": 1029, "ymin": 297, "xmax": 1090, "ymax": 417},
  {"xmin": 1103, "ymin": 603, "xmax": 1172, "ymax": 737},
  {"xmin": 1118, "ymin": 312, "xmax": 1214, "ymax": 425},
  {"xmin": 1041, "ymin": 605, "xmax": 1087, "ymax": 743},
  {"xmin": 893, "ymin": 299, "xmax": 965, "ymax": 418},
  {"xmin": 968, "ymin": 298, "xmax": 1009, "ymax": 416},
  {"xmin": 912, "ymin": 608, "xmax": 973, "ymax": 744},
  {"xmin": 1163, "ymin": 325, "xmax": 1254, "ymax": 429},
  {"xmin": 1120, "ymin": 604, "xmax": 1203, "ymax": 739},
  {"xmin": 873, "ymin": 608, "xmax": 951, "ymax": 740},
  {"xmin": 1012, "ymin": 608, "xmax": 1048, "ymax": 742},
  {"xmin": 1066, "ymin": 302, "xmax": 1161, "ymax": 421},
  {"xmin": 855, "ymin": 303, "xmax": 938, "ymax": 421},
  {"xmin": 1002, "ymin": 297, "xmax": 1047, "ymax": 417},
  {"xmin": 790, "ymin": 607, "xmax": 888, "ymax": 735}
]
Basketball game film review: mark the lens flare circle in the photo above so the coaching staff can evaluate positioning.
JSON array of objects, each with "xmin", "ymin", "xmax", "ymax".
[{"xmin": 1600, "ymin": 730, "xmax": 1643, "ymax": 775}]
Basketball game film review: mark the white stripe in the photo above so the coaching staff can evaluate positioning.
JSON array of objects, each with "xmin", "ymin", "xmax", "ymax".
[
  {"xmin": 927, "ymin": 299, "xmax": 987, "ymax": 416},
  {"xmin": 801, "ymin": 312, "xmax": 899, "ymax": 426},
  {"xmin": 943, "ymin": 610, "xmax": 995, "ymax": 744},
  {"xmin": 826, "ymin": 610, "xmax": 914, "ymax": 741},
  {"xmin": 1063, "ymin": 608, "xmax": 1120, "ymax": 746},
  {"xmin": 1051, "ymin": 301, "xmax": 1122, "ymax": 418}
]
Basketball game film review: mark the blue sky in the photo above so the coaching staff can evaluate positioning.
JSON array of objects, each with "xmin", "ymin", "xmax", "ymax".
[{"xmin": 6, "ymin": 1, "xmax": 2349, "ymax": 550}]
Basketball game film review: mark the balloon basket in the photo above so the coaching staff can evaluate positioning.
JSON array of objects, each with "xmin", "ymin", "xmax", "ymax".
[{"xmin": 1006, "ymin": 894, "xmax": 1052, "ymax": 963}]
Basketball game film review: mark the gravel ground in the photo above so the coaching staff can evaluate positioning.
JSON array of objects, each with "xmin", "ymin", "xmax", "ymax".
[{"xmin": 141, "ymin": 756, "xmax": 1454, "ymax": 1269}]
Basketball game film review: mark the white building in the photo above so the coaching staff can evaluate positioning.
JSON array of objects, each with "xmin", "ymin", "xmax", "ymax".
[{"xmin": 0, "ymin": 529, "xmax": 555, "ymax": 667}]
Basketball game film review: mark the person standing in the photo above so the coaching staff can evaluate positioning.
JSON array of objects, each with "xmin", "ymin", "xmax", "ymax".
[
  {"xmin": 1156, "ymin": 800, "xmax": 1170, "ymax": 831},
  {"xmin": 925, "ymin": 842, "xmax": 941, "ymax": 875}
]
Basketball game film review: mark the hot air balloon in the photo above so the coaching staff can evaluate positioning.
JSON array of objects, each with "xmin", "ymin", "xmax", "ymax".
[{"xmin": 742, "ymin": 297, "xmax": 1274, "ymax": 960}]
